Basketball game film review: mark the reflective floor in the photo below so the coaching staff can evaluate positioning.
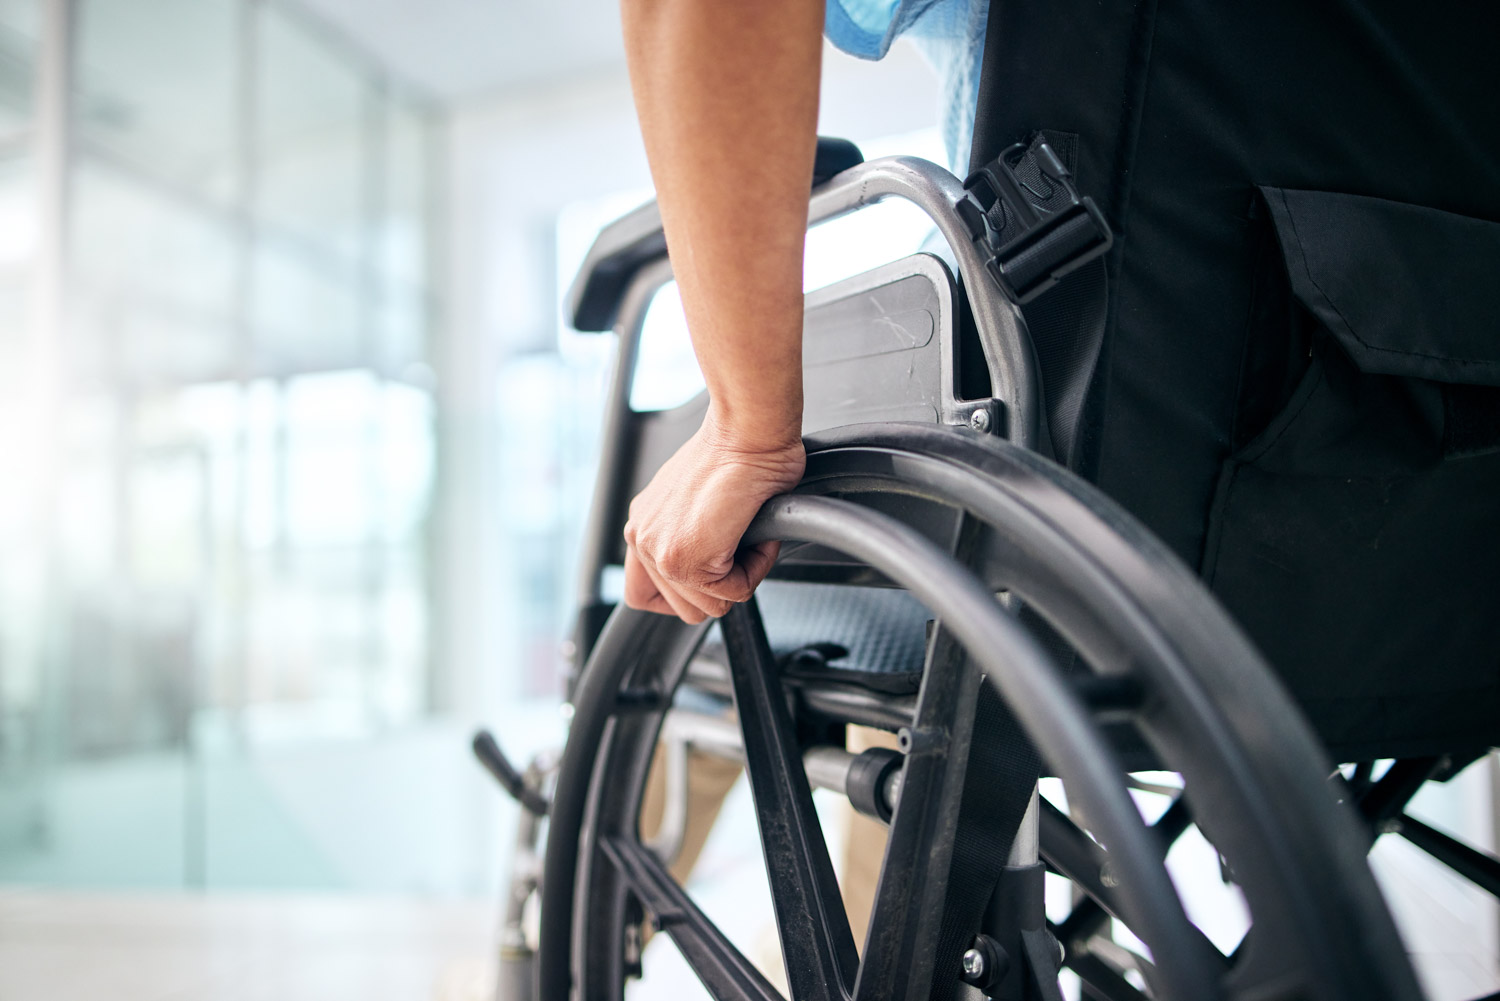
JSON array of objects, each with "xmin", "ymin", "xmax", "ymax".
[
  {"xmin": 0, "ymin": 760, "xmax": 1493, "ymax": 1001},
  {"xmin": 0, "ymin": 891, "xmax": 494, "ymax": 1001}
]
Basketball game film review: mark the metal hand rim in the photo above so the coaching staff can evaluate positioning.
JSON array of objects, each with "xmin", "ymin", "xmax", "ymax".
[{"xmin": 538, "ymin": 424, "xmax": 1421, "ymax": 1001}]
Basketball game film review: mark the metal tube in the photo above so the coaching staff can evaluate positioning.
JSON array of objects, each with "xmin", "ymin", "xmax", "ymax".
[
  {"xmin": 804, "ymin": 745, "xmax": 857, "ymax": 796},
  {"xmin": 656, "ymin": 711, "xmax": 902, "ymax": 817},
  {"xmin": 660, "ymin": 712, "xmax": 901, "ymax": 808},
  {"xmin": 644, "ymin": 730, "xmax": 690, "ymax": 863},
  {"xmin": 659, "ymin": 706, "xmax": 743, "ymax": 760},
  {"xmin": 1008, "ymin": 788, "xmax": 1041, "ymax": 866},
  {"xmin": 583, "ymin": 156, "xmax": 1042, "ymax": 478},
  {"xmin": 574, "ymin": 255, "xmax": 676, "ymax": 611},
  {"xmin": 805, "ymin": 157, "xmax": 1041, "ymax": 449},
  {"xmin": 882, "ymin": 765, "xmax": 904, "ymax": 809}
]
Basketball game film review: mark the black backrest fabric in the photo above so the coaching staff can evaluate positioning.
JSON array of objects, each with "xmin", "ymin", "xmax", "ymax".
[{"xmin": 971, "ymin": 0, "xmax": 1500, "ymax": 756}]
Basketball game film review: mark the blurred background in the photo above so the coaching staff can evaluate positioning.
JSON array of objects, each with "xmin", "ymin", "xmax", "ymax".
[
  {"xmin": 0, "ymin": 0, "xmax": 951, "ymax": 997},
  {"xmin": 1, "ymin": 2, "xmax": 1496, "ymax": 1000}
]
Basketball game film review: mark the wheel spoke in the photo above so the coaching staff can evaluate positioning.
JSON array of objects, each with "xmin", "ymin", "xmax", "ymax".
[
  {"xmin": 721, "ymin": 600, "xmax": 859, "ymax": 1001},
  {"xmin": 1358, "ymin": 757, "xmax": 1444, "ymax": 826},
  {"xmin": 1050, "ymin": 793, "xmax": 1190, "ymax": 992},
  {"xmin": 853, "ymin": 624, "xmax": 985, "ymax": 1001},
  {"xmin": 1392, "ymin": 812, "xmax": 1500, "ymax": 899},
  {"xmin": 1039, "ymin": 797, "xmax": 1131, "ymax": 924},
  {"xmin": 1150, "ymin": 795, "xmax": 1192, "ymax": 856},
  {"xmin": 1051, "ymin": 901, "xmax": 1110, "ymax": 958},
  {"xmin": 1073, "ymin": 952, "xmax": 1151, "ymax": 1001},
  {"xmin": 599, "ymin": 835, "xmax": 784, "ymax": 1001},
  {"xmin": 1040, "ymin": 798, "xmax": 1228, "ymax": 976}
]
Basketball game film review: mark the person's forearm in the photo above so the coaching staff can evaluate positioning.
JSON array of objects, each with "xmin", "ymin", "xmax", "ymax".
[{"xmin": 622, "ymin": 0, "xmax": 823, "ymax": 450}]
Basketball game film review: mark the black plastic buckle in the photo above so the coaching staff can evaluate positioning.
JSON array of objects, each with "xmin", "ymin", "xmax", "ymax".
[{"xmin": 957, "ymin": 140, "xmax": 1113, "ymax": 304}]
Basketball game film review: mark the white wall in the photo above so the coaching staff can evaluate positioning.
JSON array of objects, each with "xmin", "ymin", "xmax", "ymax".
[{"xmin": 433, "ymin": 70, "xmax": 651, "ymax": 725}]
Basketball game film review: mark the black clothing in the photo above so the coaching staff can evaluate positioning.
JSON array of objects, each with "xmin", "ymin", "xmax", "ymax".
[{"xmin": 971, "ymin": 0, "xmax": 1500, "ymax": 757}]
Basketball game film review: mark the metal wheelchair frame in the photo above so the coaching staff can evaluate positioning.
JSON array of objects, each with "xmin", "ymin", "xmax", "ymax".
[{"xmin": 474, "ymin": 153, "xmax": 1497, "ymax": 1001}]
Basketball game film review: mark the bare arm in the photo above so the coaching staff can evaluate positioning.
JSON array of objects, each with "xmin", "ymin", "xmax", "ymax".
[{"xmin": 620, "ymin": 0, "xmax": 825, "ymax": 623}]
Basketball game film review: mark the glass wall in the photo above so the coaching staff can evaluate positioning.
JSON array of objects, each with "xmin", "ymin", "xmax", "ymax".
[{"xmin": 0, "ymin": 0, "xmax": 441, "ymax": 889}]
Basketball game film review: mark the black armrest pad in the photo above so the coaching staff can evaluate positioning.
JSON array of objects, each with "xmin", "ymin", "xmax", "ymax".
[
  {"xmin": 812, "ymin": 136, "xmax": 864, "ymax": 185},
  {"xmin": 566, "ymin": 199, "xmax": 667, "ymax": 332}
]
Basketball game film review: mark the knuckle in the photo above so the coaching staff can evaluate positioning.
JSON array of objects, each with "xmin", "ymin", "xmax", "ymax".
[{"xmin": 656, "ymin": 542, "xmax": 694, "ymax": 580}]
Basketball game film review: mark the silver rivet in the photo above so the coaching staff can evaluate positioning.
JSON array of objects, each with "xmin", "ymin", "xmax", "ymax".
[
  {"xmin": 1099, "ymin": 859, "xmax": 1120, "ymax": 888},
  {"xmin": 969, "ymin": 409, "xmax": 991, "ymax": 432},
  {"xmin": 961, "ymin": 948, "xmax": 986, "ymax": 978}
]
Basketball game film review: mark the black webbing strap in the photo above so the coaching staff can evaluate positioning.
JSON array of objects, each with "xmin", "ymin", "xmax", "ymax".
[
  {"xmin": 959, "ymin": 133, "xmax": 1112, "ymax": 470},
  {"xmin": 1023, "ymin": 256, "xmax": 1109, "ymax": 470},
  {"xmin": 929, "ymin": 677, "xmax": 1043, "ymax": 1001},
  {"xmin": 1008, "ymin": 133, "xmax": 1111, "ymax": 471}
]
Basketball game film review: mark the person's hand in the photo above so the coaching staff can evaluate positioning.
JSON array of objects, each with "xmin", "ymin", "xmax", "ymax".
[{"xmin": 623, "ymin": 411, "xmax": 805, "ymax": 623}]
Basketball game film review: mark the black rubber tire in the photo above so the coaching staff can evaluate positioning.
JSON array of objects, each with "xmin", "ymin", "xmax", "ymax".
[{"xmin": 539, "ymin": 424, "xmax": 1423, "ymax": 1001}]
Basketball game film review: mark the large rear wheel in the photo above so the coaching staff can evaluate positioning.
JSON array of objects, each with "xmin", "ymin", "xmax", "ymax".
[{"xmin": 538, "ymin": 424, "xmax": 1423, "ymax": 1001}]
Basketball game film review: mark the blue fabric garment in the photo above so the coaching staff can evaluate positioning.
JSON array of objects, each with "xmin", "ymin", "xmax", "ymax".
[{"xmin": 824, "ymin": 0, "xmax": 990, "ymax": 172}]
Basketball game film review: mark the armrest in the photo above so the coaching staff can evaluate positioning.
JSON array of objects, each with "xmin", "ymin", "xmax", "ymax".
[{"xmin": 566, "ymin": 137, "xmax": 864, "ymax": 332}]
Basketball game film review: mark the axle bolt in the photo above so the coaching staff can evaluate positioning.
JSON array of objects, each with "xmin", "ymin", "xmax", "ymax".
[{"xmin": 961, "ymin": 935, "xmax": 1010, "ymax": 988}]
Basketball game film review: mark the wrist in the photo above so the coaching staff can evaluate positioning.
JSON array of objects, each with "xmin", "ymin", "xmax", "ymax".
[{"xmin": 702, "ymin": 396, "xmax": 804, "ymax": 455}]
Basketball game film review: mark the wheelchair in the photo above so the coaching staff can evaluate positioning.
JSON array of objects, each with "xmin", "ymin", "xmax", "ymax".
[{"xmin": 477, "ymin": 4, "xmax": 1500, "ymax": 999}]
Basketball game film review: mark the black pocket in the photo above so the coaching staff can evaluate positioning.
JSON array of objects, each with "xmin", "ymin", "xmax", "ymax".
[{"xmin": 1203, "ymin": 188, "xmax": 1500, "ymax": 757}]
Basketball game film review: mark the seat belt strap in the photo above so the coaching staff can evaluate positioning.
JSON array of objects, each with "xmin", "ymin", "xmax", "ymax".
[{"xmin": 959, "ymin": 134, "xmax": 1113, "ymax": 469}]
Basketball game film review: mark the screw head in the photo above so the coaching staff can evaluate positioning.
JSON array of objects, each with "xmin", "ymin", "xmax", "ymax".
[
  {"xmin": 968, "ymin": 408, "xmax": 991, "ymax": 432},
  {"xmin": 961, "ymin": 948, "xmax": 986, "ymax": 979}
]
